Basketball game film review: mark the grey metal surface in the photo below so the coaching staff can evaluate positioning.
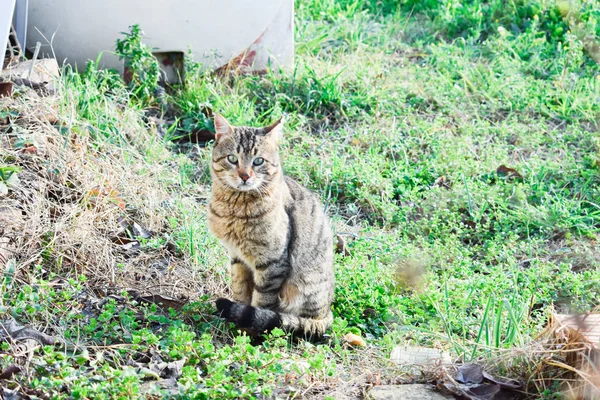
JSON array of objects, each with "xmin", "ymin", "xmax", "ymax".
[{"xmin": 13, "ymin": 0, "xmax": 28, "ymax": 50}]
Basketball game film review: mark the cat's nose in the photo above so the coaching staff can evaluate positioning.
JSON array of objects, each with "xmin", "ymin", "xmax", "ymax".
[{"xmin": 239, "ymin": 171, "xmax": 250, "ymax": 182}]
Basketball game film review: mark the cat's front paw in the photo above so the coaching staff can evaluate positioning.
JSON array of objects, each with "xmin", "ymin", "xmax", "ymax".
[{"xmin": 215, "ymin": 298, "xmax": 234, "ymax": 319}]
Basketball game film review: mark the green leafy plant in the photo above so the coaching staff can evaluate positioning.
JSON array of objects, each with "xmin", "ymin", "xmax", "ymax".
[
  {"xmin": 115, "ymin": 24, "xmax": 161, "ymax": 104},
  {"xmin": 333, "ymin": 255, "xmax": 401, "ymax": 336},
  {"xmin": 0, "ymin": 165, "xmax": 21, "ymax": 195}
]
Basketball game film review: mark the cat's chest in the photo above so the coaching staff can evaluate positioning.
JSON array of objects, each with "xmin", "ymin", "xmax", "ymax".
[{"xmin": 208, "ymin": 203, "xmax": 288, "ymax": 264}]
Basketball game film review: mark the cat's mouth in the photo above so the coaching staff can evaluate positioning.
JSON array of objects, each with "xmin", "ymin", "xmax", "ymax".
[
  {"xmin": 222, "ymin": 176, "xmax": 262, "ymax": 192},
  {"xmin": 236, "ymin": 181, "xmax": 257, "ymax": 191}
]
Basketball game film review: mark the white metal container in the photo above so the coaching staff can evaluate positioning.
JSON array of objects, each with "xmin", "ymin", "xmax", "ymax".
[
  {"xmin": 25, "ymin": 0, "xmax": 293, "ymax": 74},
  {"xmin": 1, "ymin": 0, "xmax": 16, "ymax": 64}
]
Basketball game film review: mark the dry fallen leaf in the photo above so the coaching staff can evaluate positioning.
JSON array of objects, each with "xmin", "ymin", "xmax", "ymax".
[
  {"xmin": 496, "ymin": 165, "xmax": 523, "ymax": 180},
  {"xmin": 132, "ymin": 221, "xmax": 152, "ymax": 239},
  {"xmin": 149, "ymin": 357, "xmax": 186, "ymax": 379},
  {"xmin": 86, "ymin": 186, "xmax": 126, "ymax": 210},
  {"xmin": 441, "ymin": 363, "xmax": 523, "ymax": 400},
  {"xmin": 21, "ymin": 145, "xmax": 38, "ymax": 155},
  {"xmin": 0, "ymin": 364, "xmax": 22, "ymax": 380},
  {"xmin": 456, "ymin": 363, "xmax": 484, "ymax": 384},
  {"xmin": 344, "ymin": 332, "xmax": 366, "ymax": 347},
  {"xmin": 434, "ymin": 175, "xmax": 452, "ymax": 189},
  {"xmin": 0, "ymin": 318, "xmax": 58, "ymax": 345}
]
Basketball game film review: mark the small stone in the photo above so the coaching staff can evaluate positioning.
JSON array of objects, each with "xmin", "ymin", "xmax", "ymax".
[
  {"xmin": 139, "ymin": 378, "xmax": 180, "ymax": 396},
  {"xmin": 369, "ymin": 384, "xmax": 452, "ymax": 400},
  {"xmin": 2, "ymin": 387, "xmax": 19, "ymax": 400},
  {"xmin": 344, "ymin": 332, "xmax": 367, "ymax": 347}
]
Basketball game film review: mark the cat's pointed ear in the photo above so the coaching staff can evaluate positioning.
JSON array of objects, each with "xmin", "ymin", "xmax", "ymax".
[
  {"xmin": 214, "ymin": 113, "xmax": 234, "ymax": 141},
  {"xmin": 263, "ymin": 116, "xmax": 284, "ymax": 141}
]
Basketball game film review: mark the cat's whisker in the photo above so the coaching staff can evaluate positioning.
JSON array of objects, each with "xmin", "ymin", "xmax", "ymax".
[{"xmin": 255, "ymin": 184, "xmax": 266, "ymax": 197}]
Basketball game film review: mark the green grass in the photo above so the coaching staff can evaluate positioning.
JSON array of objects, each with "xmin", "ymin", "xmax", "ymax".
[{"xmin": 2, "ymin": 0, "xmax": 600, "ymax": 398}]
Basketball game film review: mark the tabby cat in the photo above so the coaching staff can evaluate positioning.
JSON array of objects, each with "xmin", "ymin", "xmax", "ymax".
[{"xmin": 208, "ymin": 114, "xmax": 335, "ymax": 338}]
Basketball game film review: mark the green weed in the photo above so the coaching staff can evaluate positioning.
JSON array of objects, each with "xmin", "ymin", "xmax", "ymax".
[
  {"xmin": 0, "ymin": 165, "xmax": 21, "ymax": 194},
  {"xmin": 115, "ymin": 24, "xmax": 161, "ymax": 105}
]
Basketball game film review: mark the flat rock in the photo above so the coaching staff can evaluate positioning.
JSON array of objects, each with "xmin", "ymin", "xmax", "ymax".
[
  {"xmin": 390, "ymin": 346, "xmax": 452, "ymax": 365},
  {"xmin": 2, "ymin": 58, "xmax": 60, "ymax": 83},
  {"xmin": 369, "ymin": 384, "xmax": 453, "ymax": 400},
  {"xmin": 3, "ymin": 59, "xmax": 59, "ymax": 94}
]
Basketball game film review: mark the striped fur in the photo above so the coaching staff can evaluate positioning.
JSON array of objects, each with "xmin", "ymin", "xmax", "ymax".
[{"xmin": 208, "ymin": 114, "xmax": 335, "ymax": 339}]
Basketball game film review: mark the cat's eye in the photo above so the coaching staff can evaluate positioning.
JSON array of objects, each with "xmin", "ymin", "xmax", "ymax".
[
  {"xmin": 227, "ymin": 155, "xmax": 238, "ymax": 164},
  {"xmin": 253, "ymin": 157, "xmax": 265, "ymax": 166}
]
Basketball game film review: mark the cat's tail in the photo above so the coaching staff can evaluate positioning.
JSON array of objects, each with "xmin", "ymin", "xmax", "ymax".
[{"xmin": 215, "ymin": 298, "xmax": 333, "ymax": 338}]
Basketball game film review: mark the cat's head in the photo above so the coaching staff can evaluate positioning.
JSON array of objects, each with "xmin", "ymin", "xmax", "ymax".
[{"xmin": 211, "ymin": 114, "xmax": 283, "ymax": 192}]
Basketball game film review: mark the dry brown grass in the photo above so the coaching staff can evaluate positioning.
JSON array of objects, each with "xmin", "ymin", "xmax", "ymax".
[
  {"xmin": 0, "ymin": 86, "xmax": 227, "ymax": 304},
  {"xmin": 465, "ymin": 311, "xmax": 600, "ymax": 399},
  {"xmin": 531, "ymin": 312, "xmax": 600, "ymax": 399}
]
